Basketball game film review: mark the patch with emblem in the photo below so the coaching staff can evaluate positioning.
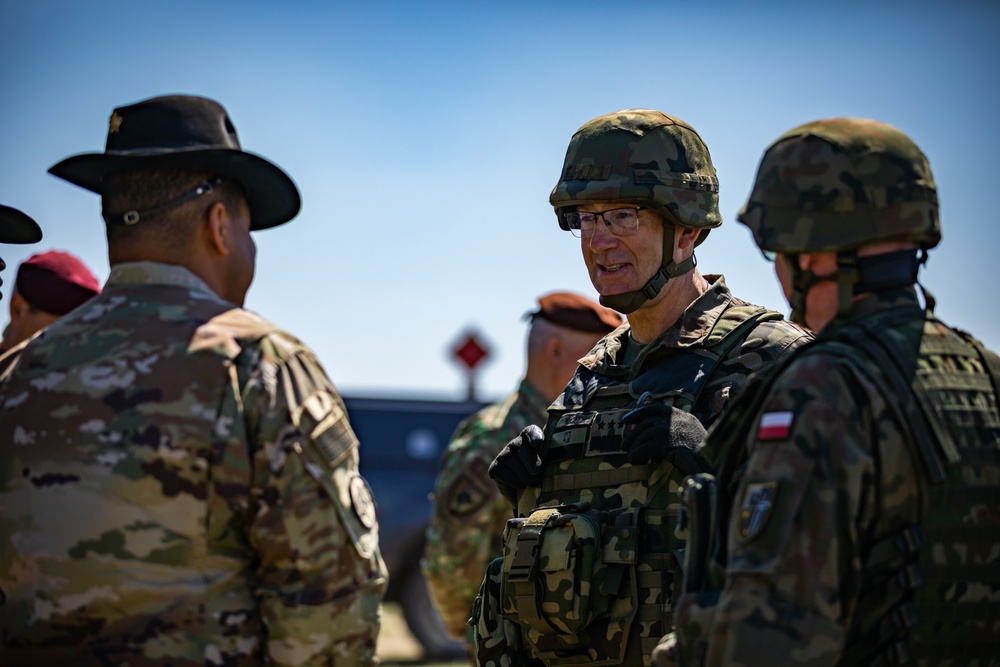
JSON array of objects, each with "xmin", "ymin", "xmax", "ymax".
[
  {"xmin": 349, "ymin": 475, "xmax": 377, "ymax": 529},
  {"xmin": 738, "ymin": 482, "xmax": 777, "ymax": 541},
  {"xmin": 445, "ymin": 472, "xmax": 491, "ymax": 517},
  {"xmin": 109, "ymin": 111, "xmax": 123, "ymax": 134}
]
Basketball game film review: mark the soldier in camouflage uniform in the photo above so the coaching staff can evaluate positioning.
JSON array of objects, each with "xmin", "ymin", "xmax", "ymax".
[
  {"xmin": 0, "ymin": 204, "xmax": 43, "ymax": 303},
  {"xmin": 664, "ymin": 118, "xmax": 1000, "ymax": 666},
  {"xmin": 0, "ymin": 95, "xmax": 387, "ymax": 666},
  {"xmin": 474, "ymin": 109, "xmax": 811, "ymax": 667},
  {"xmin": 424, "ymin": 292, "xmax": 621, "ymax": 653}
]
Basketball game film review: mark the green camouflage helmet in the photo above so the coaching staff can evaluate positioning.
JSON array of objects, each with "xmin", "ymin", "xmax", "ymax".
[
  {"xmin": 737, "ymin": 117, "xmax": 940, "ymax": 254},
  {"xmin": 549, "ymin": 109, "xmax": 721, "ymax": 246}
]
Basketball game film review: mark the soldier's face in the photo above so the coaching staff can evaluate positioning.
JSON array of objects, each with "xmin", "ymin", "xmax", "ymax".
[{"xmin": 580, "ymin": 203, "xmax": 664, "ymax": 299}]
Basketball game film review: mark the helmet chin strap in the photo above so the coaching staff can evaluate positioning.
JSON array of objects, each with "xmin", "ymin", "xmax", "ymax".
[
  {"xmin": 787, "ymin": 249, "xmax": 923, "ymax": 327},
  {"xmin": 600, "ymin": 255, "xmax": 696, "ymax": 315}
]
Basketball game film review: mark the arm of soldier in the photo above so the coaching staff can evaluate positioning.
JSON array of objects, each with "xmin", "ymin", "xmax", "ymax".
[
  {"xmin": 424, "ymin": 425, "xmax": 511, "ymax": 639},
  {"xmin": 699, "ymin": 356, "xmax": 877, "ymax": 667},
  {"xmin": 241, "ymin": 341, "xmax": 388, "ymax": 667}
]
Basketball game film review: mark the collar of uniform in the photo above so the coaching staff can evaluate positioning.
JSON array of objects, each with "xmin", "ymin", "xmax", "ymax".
[
  {"xmin": 581, "ymin": 274, "xmax": 732, "ymax": 373},
  {"xmin": 517, "ymin": 377, "xmax": 555, "ymax": 423},
  {"xmin": 105, "ymin": 261, "xmax": 223, "ymax": 301},
  {"xmin": 821, "ymin": 286, "xmax": 922, "ymax": 339}
]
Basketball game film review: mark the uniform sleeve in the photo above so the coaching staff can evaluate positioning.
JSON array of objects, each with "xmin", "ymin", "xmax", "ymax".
[
  {"xmin": 424, "ymin": 415, "xmax": 512, "ymax": 640},
  {"xmin": 239, "ymin": 337, "xmax": 388, "ymax": 667},
  {"xmin": 701, "ymin": 355, "xmax": 878, "ymax": 667}
]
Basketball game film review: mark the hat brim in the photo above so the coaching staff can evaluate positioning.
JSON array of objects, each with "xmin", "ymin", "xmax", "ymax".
[
  {"xmin": 48, "ymin": 148, "xmax": 301, "ymax": 231},
  {"xmin": 0, "ymin": 204, "xmax": 43, "ymax": 244}
]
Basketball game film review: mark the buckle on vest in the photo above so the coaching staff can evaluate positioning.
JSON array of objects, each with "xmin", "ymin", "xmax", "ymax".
[
  {"xmin": 507, "ymin": 507, "xmax": 562, "ymax": 583},
  {"xmin": 896, "ymin": 562, "xmax": 925, "ymax": 590},
  {"xmin": 507, "ymin": 531, "xmax": 541, "ymax": 583},
  {"xmin": 894, "ymin": 525, "xmax": 926, "ymax": 557},
  {"xmin": 890, "ymin": 602, "xmax": 920, "ymax": 630},
  {"xmin": 885, "ymin": 640, "xmax": 911, "ymax": 666}
]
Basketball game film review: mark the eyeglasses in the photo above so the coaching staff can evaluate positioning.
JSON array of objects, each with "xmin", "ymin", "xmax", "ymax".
[
  {"xmin": 561, "ymin": 207, "xmax": 645, "ymax": 238},
  {"xmin": 759, "ymin": 248, "xmax": 778, "ymax": 262}
]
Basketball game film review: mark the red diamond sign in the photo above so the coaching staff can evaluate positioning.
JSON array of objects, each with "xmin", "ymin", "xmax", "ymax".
[{"xmin": 453, "ymin": 332, "xmax": 490, "ymax": 371}]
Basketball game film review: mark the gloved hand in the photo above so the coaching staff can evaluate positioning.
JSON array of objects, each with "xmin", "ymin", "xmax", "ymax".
[
  {"xmin": 620, "ymin": 404, "xmax": 712, "ymax": 476},
  {"xmin": 489, "ymin": 425, "xmax": 545, "ymax": 510},
  {"xmin": 651, "ymin": 632, "xmax": 678, "ymax": 667}
]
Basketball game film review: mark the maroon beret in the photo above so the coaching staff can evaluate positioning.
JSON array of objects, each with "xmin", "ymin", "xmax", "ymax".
[
  {"xmin": 16, "ymin": 250, "xmax": 101, "ymax": 315},
  {"xmin": 528, "ymin": 291, "xmax": 622, "ymax": 334}
]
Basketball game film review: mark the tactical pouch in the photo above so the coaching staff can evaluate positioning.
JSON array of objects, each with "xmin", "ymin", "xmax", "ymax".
[
  {"xmin": 473, "ymin": 557, "xmax": 525, "ymax": 667},
  {"xmin": 500, "ymin": 503, "xmax": 639, "ymax": 666},
  {"xmin": 501, "ymin": 502, "xmax": 606, "ymax": 634}
]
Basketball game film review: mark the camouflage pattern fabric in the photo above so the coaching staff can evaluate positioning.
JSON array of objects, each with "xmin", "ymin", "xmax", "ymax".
[
  {"xmin": 0, "ymin": 262, "xmax": 388, "ymax": 667},
  {"xmin": 424, "ymin": 380, "xmax": 550, "ymax": 645},
  {"xmin": 737, "ymin": 117, "xmax": 940, "ymax": 254},
  {"xmin": 670, "ymin": 288, "xmax": 1000, "ymax": 666},
  {"xmin": 475, "ymin": 276, "xmax": 811, "ymax": 667},
  {"xmin": 549, "ymin": 109, "xmax": 721, "ymax": 242}
]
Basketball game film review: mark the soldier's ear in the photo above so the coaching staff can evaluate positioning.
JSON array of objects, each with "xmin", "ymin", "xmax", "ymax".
[
  {"xmin": 546, "ymin": 333, "xmax": 564, "ymax": 361},
  {"xmin": 205, "ymin": 201, "xmax": 231, "ymax": 257},
  {"xmin": 8, "ymin": 291, "xmax": 29, "ymax": 321},
  {"xmin": 675, "ymin": 226, "xmax": 700, "ymax": 250}
]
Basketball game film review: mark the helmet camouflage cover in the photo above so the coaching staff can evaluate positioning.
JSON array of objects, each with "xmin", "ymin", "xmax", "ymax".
[
  {"xmin": 738, "ymin": 117, "xmax": 940, "ymax": 255},
  {"xmin": 550, "ymin": 109, "xmax": 721, "ymax": 245}
]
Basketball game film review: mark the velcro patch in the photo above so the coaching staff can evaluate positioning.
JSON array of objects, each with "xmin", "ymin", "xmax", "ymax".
[
  {"xmin": 349, "ymin": 475, "xmax": 377, "ymax": 529},
  {"xmin": 444, "ymin": 473, "xmax": 491, "ymax": 517},
  {"xmin": 757, "ymin": 411, "xmax": 794, "ymax": 441},
  {"xmin": 738, "ymin": 482, "xmax": 777, "ymax": 542}
]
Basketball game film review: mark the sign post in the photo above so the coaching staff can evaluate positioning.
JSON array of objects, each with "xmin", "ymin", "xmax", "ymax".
[{"xmin": 451, "ymin": 330, "xmax": 490, "ymax": 401}]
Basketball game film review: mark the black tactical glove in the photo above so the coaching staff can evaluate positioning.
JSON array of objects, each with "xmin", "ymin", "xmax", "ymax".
[
  {"xmin": 489, "ymin": 424, "xmax": 545, "ymax": 510},
  {"xmin": 620, "ymin": 404, "xmax": 712, "ymax": 476}
]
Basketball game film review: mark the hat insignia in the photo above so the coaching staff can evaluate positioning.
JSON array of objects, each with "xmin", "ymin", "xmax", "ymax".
[{"xmin": 108, "ymin": 111, "xmax": 122, "ymax": 135}]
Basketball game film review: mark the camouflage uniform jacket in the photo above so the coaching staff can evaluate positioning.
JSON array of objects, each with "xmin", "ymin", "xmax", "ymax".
[
  {"xmin": 476, "ymin": 276, "xmax": 810, "ymax": 667},
  {"xmin": 424, "ymin": 379, "xmax": 550, "ymax": 640},
  {"xmin": 672, "ymin": 287, "xmax": 1000, "ymax": 667},
  {"xmin": 0, "ymin": 262, "xmax": 388, "ymax": 667}
]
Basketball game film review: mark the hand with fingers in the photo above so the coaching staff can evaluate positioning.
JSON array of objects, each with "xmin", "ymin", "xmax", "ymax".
[
  {"xmin": 488, "ymin": 425, "xmax": 546, "ymax": 510},
  {"xmin": 620, "ymin": 403, "xmax": 712, "ymax": 476}
]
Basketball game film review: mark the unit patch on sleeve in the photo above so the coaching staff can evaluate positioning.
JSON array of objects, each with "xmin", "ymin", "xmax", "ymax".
[
  {"xmin": 738, "ymin": 482, "xmax": 778, "ymax": 541},
  {"xmin": 444, "ymin": 472, "xmax": 492, "ymax": 518},
  {"xmin": 349, "ymin": 474, "xmax": 377, "ymax": 529}
]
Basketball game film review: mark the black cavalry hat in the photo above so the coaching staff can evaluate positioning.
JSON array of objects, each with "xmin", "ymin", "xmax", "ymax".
[
  {"xmin": 48, "ymin": 95, "xmax": 300, "ymax": 230},
  {"xmin": 0, "ymin": 204, "xmax": 43, "ymax": 244}
]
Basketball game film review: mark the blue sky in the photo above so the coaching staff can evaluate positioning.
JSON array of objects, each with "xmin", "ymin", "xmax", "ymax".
[{"xmin": 2, "ymin": 1, "xmax": 998, "ymax": 400}]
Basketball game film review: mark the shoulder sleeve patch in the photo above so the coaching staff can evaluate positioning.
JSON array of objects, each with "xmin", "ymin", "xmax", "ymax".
[
  {"xmin": 757, "ymin": 410, "xmax": 794, "ymax": 441},
  {"xmin": 349, "ymin": 474, "xmax": 377, "ymax": 529},
  {"xmin": 738, "ymin": 482, "xmax": 778, "ymax": 542},
  {"xmin": 443, "ymin": 457, "xmax": 493, "ymax": 518}
]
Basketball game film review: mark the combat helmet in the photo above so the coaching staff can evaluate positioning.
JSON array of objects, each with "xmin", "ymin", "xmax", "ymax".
[
  {"xmin": 737, "ymin": 117, "xmax": 940, "ymax": 324},
  {"xmin": 550, "ymin": 109, "xmax": 721, "ymax": 314}
]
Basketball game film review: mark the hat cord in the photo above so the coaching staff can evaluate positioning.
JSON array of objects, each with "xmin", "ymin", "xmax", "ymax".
[{"xmin": 110, "ymin": 177, "xmax": 222, "ymax": 226}]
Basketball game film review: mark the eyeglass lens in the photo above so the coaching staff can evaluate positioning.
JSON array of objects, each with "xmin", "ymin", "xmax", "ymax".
[{"xmin": 564, "ymin": 208, "xmax": 640, "ymax": 238}]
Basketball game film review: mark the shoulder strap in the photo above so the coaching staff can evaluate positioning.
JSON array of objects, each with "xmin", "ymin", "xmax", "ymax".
[
  {"xmin": 954, "ymin": 327, "xmax": 1000, "ymax": 404},
  {"xmin": 703, "ymin": 304, "xmax": 782, "ymax": 352},
  {"xmin": 631, "ymin": 306, "xmax": 782, "ymax": 410},
  {"xmin": 841, "ymin": 312, "xmax": 954, "ymax": 483}
]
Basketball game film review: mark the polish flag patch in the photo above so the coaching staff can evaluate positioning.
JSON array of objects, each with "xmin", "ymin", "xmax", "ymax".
[{"xmin": 758, "ymin": 411, "xmax": 794, "ymax": 440}]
